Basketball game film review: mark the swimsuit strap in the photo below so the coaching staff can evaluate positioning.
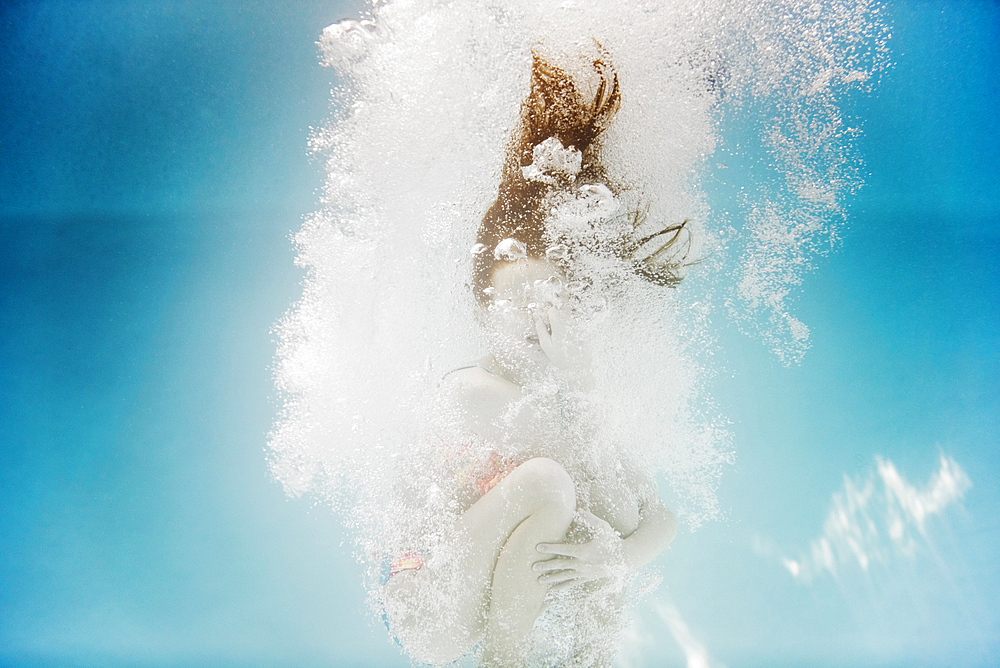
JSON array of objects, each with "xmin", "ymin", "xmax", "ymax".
[{"xmin": 441, "ymin": 363, "xmax": 495, "ymax": 380}]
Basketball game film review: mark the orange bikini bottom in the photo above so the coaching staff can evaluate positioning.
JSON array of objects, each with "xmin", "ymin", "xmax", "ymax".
[{"xmin": 389, "ymin": 450, "xmax": 517, "ymax": 577}]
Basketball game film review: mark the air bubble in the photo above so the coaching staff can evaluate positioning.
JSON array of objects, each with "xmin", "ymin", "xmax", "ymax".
[
  {"xmin": 494, "ymin": 238, "xmax": 527, "ymax": 261},
  {"xmin": 546, "ymin": 244, "xmax": 570, "ymax": 261}
]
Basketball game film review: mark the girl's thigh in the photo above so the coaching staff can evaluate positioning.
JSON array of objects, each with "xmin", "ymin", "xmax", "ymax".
[{"xmin": 383, "ymin": 457, "xmax": 576, "ymax": 660}]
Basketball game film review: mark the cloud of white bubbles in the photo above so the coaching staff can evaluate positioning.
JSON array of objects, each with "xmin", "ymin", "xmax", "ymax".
[
  {"xmin": 775, "ymin": 454, "xmax": 971, "ymax": 583},
  {"xmin": 268, "ymin": 0, "xmax": 888, "ymax": 662},
  {"xmin": 271, "ymin": 0, "xmax": 888, "ymax": 517}
]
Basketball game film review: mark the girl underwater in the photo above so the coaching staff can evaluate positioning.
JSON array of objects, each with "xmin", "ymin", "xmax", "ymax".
[{"xmin": 381, "ymin": 45, "xmax": 685, "ymax": 668}]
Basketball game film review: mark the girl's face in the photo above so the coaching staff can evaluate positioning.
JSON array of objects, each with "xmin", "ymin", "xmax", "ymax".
[{"xmin": 484, "ymin": 258, "xmax": 567, "ymax": 370}]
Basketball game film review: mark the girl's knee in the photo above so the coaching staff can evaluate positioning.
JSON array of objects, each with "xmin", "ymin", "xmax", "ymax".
[{"xmin": 513, "ymin": 457, "xmax": 576, "ymax": 514}]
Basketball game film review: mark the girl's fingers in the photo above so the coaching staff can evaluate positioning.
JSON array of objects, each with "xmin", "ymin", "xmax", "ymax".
[
  {"xmin": 550, "ymin": 578, "xmax": 583, "ymax": 592},
  {"xmin": 532, "ymin": 311, "xmax": 552, "ymax": 348},
  {"xmin": 536, "ymin": 542, "xmax": 582, "ymax": 558},
  {"xmin": 547, "ymin": 306, "xmax": 566, "ymax": 339},
  {"xmin": 538, "ymin": 570, "xmax": 577, "ymax": 585},
  {"xmin": 532, "ymin": 557, "xmax": 575, "ymax": 572}
]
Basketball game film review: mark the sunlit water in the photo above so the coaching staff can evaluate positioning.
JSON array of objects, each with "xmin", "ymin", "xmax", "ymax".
[{"xmin": 1, "ymin": 1, "xmax": 995, "ymax": 666}]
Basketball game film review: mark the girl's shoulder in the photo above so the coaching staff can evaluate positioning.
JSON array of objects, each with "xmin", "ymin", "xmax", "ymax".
[
  {"xmin": 441, "ymin": 358, "xmax": 517, "ymax": 397},
  {"xmin": 441, "ymin": 360, "xmax": 497, "ymax": 384},
  {"xmin": 439, "ymin": 358, "xmax": 520, "ymax": 438}
]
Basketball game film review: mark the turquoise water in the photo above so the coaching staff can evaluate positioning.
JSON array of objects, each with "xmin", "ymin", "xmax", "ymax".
[{"xmin": 1, "ymin": 1, "xmax": 997, "ymax": 667}]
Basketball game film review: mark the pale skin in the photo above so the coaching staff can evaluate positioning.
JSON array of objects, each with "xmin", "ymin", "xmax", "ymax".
[{"xmin": 383, "ymin": 258, "xmax": 677, "ymax": 667}]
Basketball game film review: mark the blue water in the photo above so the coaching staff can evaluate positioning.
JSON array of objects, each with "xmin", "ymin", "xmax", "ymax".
[{"xmin": 1, "ymin": 1, "xmax": 997, "ymax": 667}]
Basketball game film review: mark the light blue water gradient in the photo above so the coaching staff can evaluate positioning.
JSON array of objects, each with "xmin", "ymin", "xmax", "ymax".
[{"xmin": 1, "ymin": 1, "xmax": 997, "ymax": 666}]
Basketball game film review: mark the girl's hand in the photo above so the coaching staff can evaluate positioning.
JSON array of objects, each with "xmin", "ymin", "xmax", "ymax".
[
  {"xmin": 532, "ymin": 306, "xmax": 591, "ymax": 385},
  {"xmin": 532, "ymin": 510, "xmax": 625, "ymax": 591}
]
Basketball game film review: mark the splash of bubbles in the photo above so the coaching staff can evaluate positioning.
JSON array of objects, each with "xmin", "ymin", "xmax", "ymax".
[
  {"xmin": 494, "ymin": 237, "xmax": 528, "ymax": 261},
  {"xmin": 270, "ymin": 0, "xmax": 888, "ymax": 662},
  {"xmin": 522, "ymin": 136, "xmax": 583, "ymax": 184},
  {"xmin": 272, "ymin": 0, "xmax": 888, "ymax": 529}
]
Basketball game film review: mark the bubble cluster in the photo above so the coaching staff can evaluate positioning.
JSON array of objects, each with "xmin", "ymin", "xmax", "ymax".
[
  {"xmin": 269, "ymin": 0, "xmax": 887, "ymax": 662},
  {"xmin": 522, "ymin": 136, "xmax": 584, "ymax": 184}
]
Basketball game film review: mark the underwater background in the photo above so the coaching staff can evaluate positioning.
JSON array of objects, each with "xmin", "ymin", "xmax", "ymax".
[{"xmin": 1, "ymin": 1, "xmax": 997, "ymax": 666}]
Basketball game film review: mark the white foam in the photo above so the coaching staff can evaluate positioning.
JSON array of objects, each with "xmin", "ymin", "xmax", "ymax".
[
  {"xmin": 270, "ymin": 0, "xmax": 888, "ymax": 661},
  {"xmin": 521, "ymin": 136, "xmax": 583, "ymax": 184}
]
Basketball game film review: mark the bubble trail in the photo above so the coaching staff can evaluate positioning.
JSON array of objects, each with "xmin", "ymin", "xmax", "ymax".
[{"xmin": 269, "ymin": 0, "xmax": 888, "ymax": 664}]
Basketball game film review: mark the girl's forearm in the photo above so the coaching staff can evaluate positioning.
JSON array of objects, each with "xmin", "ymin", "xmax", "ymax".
[{"xmin": 621, "ymin": 498, "xmax": 676, "ymax": 571}]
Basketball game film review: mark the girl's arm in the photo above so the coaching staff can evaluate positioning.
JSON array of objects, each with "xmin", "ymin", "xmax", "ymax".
[
  {"xmin": 534, "ymin": 495, "xmax": 676, "ymax": 590},
  {"xmin": 620, "ymin": 494, "xmax": 676, "ymax": 570},
  {"xmin": 534, "ymin": 479, "xmax": 676, "ymax": 590}
]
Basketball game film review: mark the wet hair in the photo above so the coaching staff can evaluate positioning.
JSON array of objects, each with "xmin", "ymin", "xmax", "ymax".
[{"xmin": 473, "ymin": 47, "xmax": 693, "ymax": 305}]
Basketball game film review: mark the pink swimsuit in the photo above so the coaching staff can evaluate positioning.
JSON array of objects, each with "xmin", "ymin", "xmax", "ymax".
[{"xmin": 389, "ymin": 443, "xmax": 516, "ymax": 577}]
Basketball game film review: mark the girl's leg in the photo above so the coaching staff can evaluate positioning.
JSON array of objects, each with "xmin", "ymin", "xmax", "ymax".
[
  {"xmin": 383, "ymin": 457, "xmax": 576, "ymax": 665},
  {"xmin": 466, "ymin": 458, "xmax": 577, "ymax": 666}
]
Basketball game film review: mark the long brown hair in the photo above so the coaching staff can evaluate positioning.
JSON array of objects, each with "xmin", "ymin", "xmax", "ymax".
[{"xmin": 473, "ymin": 47, "xmax": 691, "ymax": 304}]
